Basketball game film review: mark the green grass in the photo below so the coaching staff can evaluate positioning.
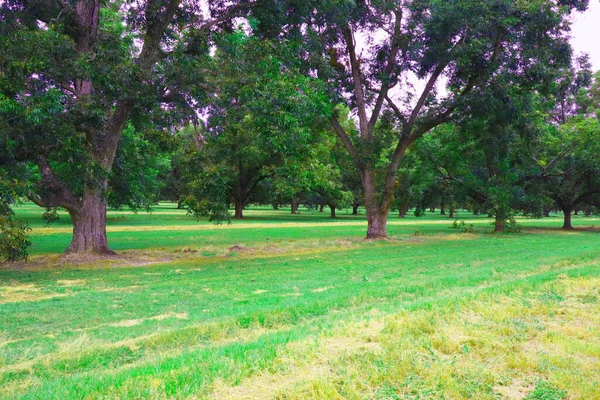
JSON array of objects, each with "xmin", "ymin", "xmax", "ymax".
[{"xmin": 1, "ymin": 203, "xmax": 599, "ymax": 399}]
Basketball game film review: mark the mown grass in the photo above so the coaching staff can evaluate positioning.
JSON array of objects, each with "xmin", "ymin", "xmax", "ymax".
[{"xmin": 0, "ymin": 203, "xmax": 599, "ymax": 399}]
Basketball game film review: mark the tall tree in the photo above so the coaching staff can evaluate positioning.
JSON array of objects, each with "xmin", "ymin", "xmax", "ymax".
[
  {"xmin": 0, "ymin": 0, "xmax": 253, "ymax": 254},
  {"xmin": 183, "ymin": 33, "xmax": 330, "ymax": 221},
  {"xmin": 256, "ymin": 0, "xmax": 586, "ymax": 238}
]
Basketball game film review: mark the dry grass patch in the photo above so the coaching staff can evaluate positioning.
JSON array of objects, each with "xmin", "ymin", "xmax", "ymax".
[
  {"xmin": 110, "ymin": 312, "xmax": 189, "ymax": 328},
  {"xmin": 0, "ymin": 283, "xmax": 70, "ymax": 304},
  {"xmin": 209, "ymin": 277, "xmax": 600, "ymax": 400}
]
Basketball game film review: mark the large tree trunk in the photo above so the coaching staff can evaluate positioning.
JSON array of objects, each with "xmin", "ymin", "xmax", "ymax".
[
  {"xmin": 562, "ymin": 208, "xmax": 573, "ymax": 230},
  {"xmin": 329, "ymin": 204, "xmax": 336, "ymax": 218},
  {"xmin": 66, "ymin": 187, "xmax": 114, "ymax": 255},
  {"xmin": 366, "ymin": 209, "xmax": 388, "ymax": 238},
  {"xmin": 363, "ymin": 170, "xmax": 391, "ymax": 239},
  {"xmin": 233, "ymin": 199, "xmax": 244, "ymax": 219}
]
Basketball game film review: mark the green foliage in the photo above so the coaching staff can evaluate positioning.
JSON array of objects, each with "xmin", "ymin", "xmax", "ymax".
[
  {"xmin": 0, "ymin": 199, "xmax": 31, "ymax": 262},
  {"xmin": 449, "ymin": 220, "xmax": 474, "ymax": 233},
  {"xmin": 182, "ymin": 32, "xmax": 331, "ymax": 221},
  {"xmin": 41, "ymin": 207, "xmax": 60, "ymax": 227},
  {"xmin": 526, "ymin": 381, "xmax": 567, "ymax": 400}
]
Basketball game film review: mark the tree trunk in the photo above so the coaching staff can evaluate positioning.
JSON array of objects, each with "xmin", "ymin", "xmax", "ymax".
[
  {"xmin": 319, "ymin": 204, "xmax": 325, "ymax": 212},
  {"xmin": 440, "ymin": 200, "xmax": 446, "ymax": 215},
  {"xmin": 233, "ymin": 199, "xmax": 244, "ymax": 219},
  {"xmin": 329, "ymin": 204, "xmax": 336, "ymax": 218},
  {"xmin": 366, "ymin": 210, "xmax": 388, "ymax": 238},
  {"xmin": 291, "ymin": 199, "xmax": 300, "ymax": 214},
  {"xmin": 494, "ymin": 215, "xmax": 505, "ymax": 233},
  {"xmin": 177, "ymin": 198, "xmax": 182, "ymax": 209},
  {"xmin": 352, "ymin": 202, "xmax": 359, "ymax": 215},
  {"xmin": 562, "ymin": 208, "xmax": 573, "ymax": 230},
  {"xmin": 398, "ymin": 203, "xmax": 409, "ymax": 218},
  {"xmin": 573, "ymin": 209, "xmax": 579, "ymax": 215},
  {"xmin": 449, "ymin": 207, "xmax": 455, "ymax": 219},
  {"xmin": 543, "ymin": 208, "xmax": 550, "ymax": 217},
  {"xmin": 66, "ymin": 188, "xmax": 114, "ymax": 255},
  {"xmin": 272, "ymin": 203, "xmax": 279, "ymax": 210}
]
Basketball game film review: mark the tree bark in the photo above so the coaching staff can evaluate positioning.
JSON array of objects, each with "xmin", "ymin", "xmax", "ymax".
[
  {"xmin": 319, "ymin": 204, "xmax": 325, "ymax": 213},
  {"xmin": 291, "ymin": 198, "xmax": 300, "ymax": 214},
  {"xmin": 494, "ymin": 215, "xmax": 505, "ymax": 233},
  {"xmin": 366, "ymin": 209, "xmax": 388, "ymax": 238},
  {"xmin": 562, "ymin": 208, "xmax": 573, "ymax": 230},
  {"xmin": 66, "ymin": 187, "xmax": 115, "ymax": 255},
  {"xmin": 329, "ymin": 204, "xmax": 336, "ymax": 218},
  {"xmin": 233, "ymin": 199, "xmax": 244, "ymax": 219}
]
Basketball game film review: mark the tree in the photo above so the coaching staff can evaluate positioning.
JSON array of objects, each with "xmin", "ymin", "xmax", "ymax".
[
  {"xmin": 183, "ymin": 33, "xmax": 330, "ymax": 221},
  {"xmin": 256, "ymin": 0, "xmax": 586, "ymax": 238},
  {"xmin": 541, "ymin": 116, "xmax": 600, "ymax": 229},
  {"xmin": 0, "ymin": 0, "xmax": 254, "ymax": 254}
]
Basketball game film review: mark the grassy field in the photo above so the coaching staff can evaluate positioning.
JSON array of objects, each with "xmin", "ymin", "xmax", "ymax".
[{"xmin": 1, "ymin": 203, "xmax": 599, "ymax": 399}]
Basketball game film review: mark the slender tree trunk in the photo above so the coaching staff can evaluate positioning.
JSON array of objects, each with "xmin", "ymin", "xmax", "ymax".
[
  {"xmin": 291, "ymin": 198, "xmax": 300, "ymax": 214},
  {"xmin": 352, "ymin": 202, "xmax": 359, "ymax": 215},
  {"xmin": 573, "ymin": 209, "xmax": 579, "ymax": 216},
  {"xmin": 233, "ymin": 199, "xmax": 244, "ymax": 219},
  {"xmin": 440, "ymin": 205, "xmax": 446, "ymax": 215},
  {"xmin": 494, "ymin": 215, "xmax": 505, "ymax": 233},
  {"xmin": 319, "ymin": 204, "xmax": 325, "ymax": 213},
  {"xmin": 177, "ymin": 198, "xmax": 182, "ymax": 209},
  {"xmin": 398, "ymin": 203, "xmax": 409, "ymax": 218},
  {"xmin": 272, "ymin": 203, "xmax": 279, "ymax": 210},
  {"xmin": 562, "ymin": 208, "xmax": 573, "ymax": 230},
  {"xmin": 329, "ymin": 204, "xmax": 336, "ymax": 218},
  {"xmin": 66, "ymin": 186, "xmax": 114, "ymax": 255},
  {"xmin": 449, "ymin": 207, "xmax": 455, "ymax": 219}
]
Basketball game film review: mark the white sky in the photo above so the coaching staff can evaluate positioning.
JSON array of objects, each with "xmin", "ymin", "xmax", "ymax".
[{"xmin": 571, "ymin": 0, "xmax": 600, "ymax": 70}]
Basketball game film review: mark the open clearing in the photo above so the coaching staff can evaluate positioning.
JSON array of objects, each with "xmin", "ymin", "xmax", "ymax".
[{"xmin": 1, "ymin": 204, "xmax": 599, "ymax": 399}]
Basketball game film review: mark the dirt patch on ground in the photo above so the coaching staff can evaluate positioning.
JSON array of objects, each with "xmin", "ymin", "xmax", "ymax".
[{"xmin": 493, "ymin": 378, "xmax": 534, "ymax": 399}]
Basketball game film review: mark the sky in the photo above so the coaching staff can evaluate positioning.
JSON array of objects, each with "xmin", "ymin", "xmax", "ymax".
[{"xmin": 571, "ymin": 0, "xmax": 600, "ymax": 70}]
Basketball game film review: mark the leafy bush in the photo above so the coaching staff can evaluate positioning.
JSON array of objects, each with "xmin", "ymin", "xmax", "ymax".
[
  {"xmin": 505, "ymin": 217, "xmax": 522, "ymax": 233},
  {"xmin": 0, "ymin": 216, "xmax": 31, "ymax": 262},
  {"xmin": 449, "ymin": 220, "xmax": 474, "ymax": 233}
]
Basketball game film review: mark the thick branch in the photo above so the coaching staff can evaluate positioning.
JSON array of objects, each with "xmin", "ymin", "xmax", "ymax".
[
  {"xmin": 367, "ymin": 8, "xmax": 403, "ymax": 135},
  {"xmin": 342, "ymin": 25, "xmax": 369, "ymax": 136}
]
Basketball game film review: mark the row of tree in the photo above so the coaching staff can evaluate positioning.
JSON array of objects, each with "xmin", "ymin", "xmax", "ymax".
[{"xmin": 1, "ymin": 0, "xmax": 599, "ymax": 260}]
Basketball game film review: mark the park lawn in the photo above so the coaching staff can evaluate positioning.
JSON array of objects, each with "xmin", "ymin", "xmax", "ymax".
[{"xmin": 0, "ymin": 204, "xmax": 599, "ymax": 399}]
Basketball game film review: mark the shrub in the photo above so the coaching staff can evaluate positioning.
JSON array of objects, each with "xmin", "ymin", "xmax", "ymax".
[{"xmin": 0, "ymin": 216, "xmax": 32, "ymax": 262}]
